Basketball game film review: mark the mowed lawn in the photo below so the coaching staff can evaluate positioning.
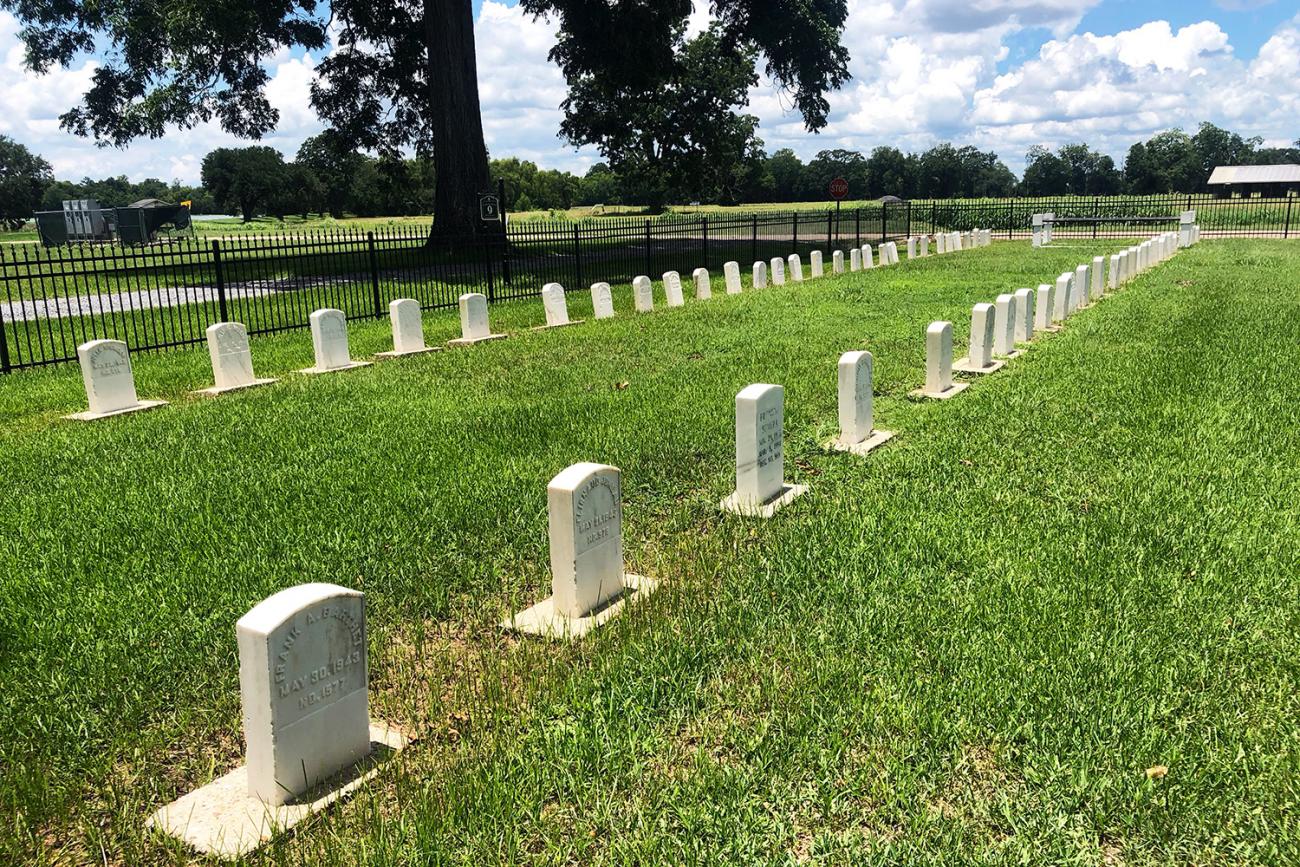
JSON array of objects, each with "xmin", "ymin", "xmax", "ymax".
[{"xmin": 1, "ymin": 240, "xmax": 1297, "ymax": 864}]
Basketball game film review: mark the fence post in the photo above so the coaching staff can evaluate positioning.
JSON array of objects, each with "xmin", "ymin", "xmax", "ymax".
[
  {"xmin": 905, "ymin": 201, "xmax": 912, "ymax": 239},
  {"xmin": 485, "ymin": 234, "xmax": 496, "ymax": 301},
  {"xmin": 854, "ymin": 209, "xmax": 860, "ymax": 247},
  {"xmin": 644, "ymin": 220, "xmax": 652, "ymax": 277},
  {"xmin": 1092, "ymin": 197, "xmax": 1099, "ymax": 239},
  {"xmin": 751, "ymin": 215, "xmax": 758, "ymax": 263},
  {"xmin": 1285, "ymin": 197, "xmax": 1293, "ymax": 239},
  {"xmin": 572, "ymin": 224, "xmax": 582, "ymax": 287},
  {"xmin": 367, "ymin": 232, "xmax": 381, "ymax": 317},
  {"xmin": 212, "ymin": 239, "xmax": 229, "ymax": 323},
  {"xmin": 702, "ymin": 217, "xmax": 709, "ymax": 263},
  {"xmin": 932, "ymin": 202, "xmax": 938, "ymax": 235},
  {"xmin": 792, "ymin": 211, "xmax": 799, "ymax": 253},
  {"xmin": 827, "ymin": 211, "xmax": 833, "ymax": 250},
  {"xmin": 880, "ymin": 204, "xmax": 887, "ymax": 242}
]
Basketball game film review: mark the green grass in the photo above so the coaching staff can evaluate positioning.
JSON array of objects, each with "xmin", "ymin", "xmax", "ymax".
[{"xmin": 1, "ymin": 239, "xmax": 1297, "ymax": 865}]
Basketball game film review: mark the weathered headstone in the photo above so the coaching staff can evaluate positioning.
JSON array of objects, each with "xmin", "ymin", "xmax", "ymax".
[
  {"xmin": 376, "ymin": 298, "xmax": 439, "ymax": 358},
  {"xmin": 752, "ymin": 261, "xmax": 768, "ymax": 289},
  {"xmin": 146, "ymin": 583, "xmax": 404, "ymax": 858},
  {"xmin": 1032, "ymin": 213, "xmax": 1044, "ymax": 248},
  {"xmin": 911, "ymin": 321, "xmax": 967, "ymax": 399},
  {"xmin": 197, "ymin": 322, "xmax": 276, "ymax": 395},
  {"xmin": 770, "ymin": 257, "xmax": 786, "ymax": 285},
  {"xmin": 1074, "ymin": 264, "xmax": 1090, "ymax": 310},
  {"xmin": 68, "ymin": 339, "xmax": 167, "ymax": 420},
  {"xmin": 992, "ymin": 293, "xmax": 1019, "ymax": 357},
  {"xmin": 536, "ymin": 283, "xmax": 581, "ymax": 329},
  {"xmin": 862, "ymin": 244, "xmax": 874, "ymax": 268},
  {"xmin": 590, "ymin": 282, "xmax": 616, "ymax": 320},
  {"xmin": 693, "ymin": 268, "xmax": 712, "ymax": 300},
  {"xmin": 724, "ymin": 261, "xmax": 743, "ymax": 294},
  {"xmin": 1091, "ymin": 256, "xmax": 1105, "ymax": 302},
  {"xmin": 936, "ymin": 232, "xmax": 948, "ymax": 254},
  {"xmin": 832, "ymin": 250, "xmax": 844, "ymax": 274},
  {"xmin": 302, "ymin": 309, "xmax": 370, "ymax": 373},
  {"xmin": 1053, "ymin": 274, "xmax": 1070, "ymax": 323},
  {"xmin": 830, "ymin": 351, "xmax": 894, "ymax": 455},
  {"xmin": 1013, "ymin": 288, "xmax": 1034, "ymax": 343},
  {"xmin": 720, "ymin": 384, "xmax": 806, "ymax": 517},
  {"xmin": 955, "ymin": 303, "xmax": 1003, "ymax": 374},
  {"xmin": 810, "ymin": 250, "xmax": 824, "ymax": 278},
  {"xmin": 919, "ymin": 235, "xmax": 930, "ymax": 256},
  {"xmin": 1034, "ymin": 283, "xmax": 1055, "ymax": 332},
  {"xmin": 633, "ymin": 275, "xmax": 655, "ymax": 312},
  {"xmin": 787, "ymin": 254, "xmax": 804, "ymax": 282},
  {"xmin": 502, "ymin": 463, "xmax": 655, "ymax": 639},
  {"xmin": 907, "ymin": 237, "xmax": 917, "ymax": 260},
  {"xmin": 850, "ymin": 248, "xmax": 862, "ymax": 271},
  {"xmin": 448, "ymin": 293, "xmax": 507, "ymax": 346},
  {"xmin": 1107, "ymin": 255, "xmax": 1120, "ymax": 291},
  {"xmin": 662, "ymin": 271, "xmax": 685, "ymax": 307}
]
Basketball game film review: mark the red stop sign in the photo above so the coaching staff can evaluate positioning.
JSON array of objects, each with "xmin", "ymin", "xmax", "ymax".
[{"xmin": 829, "ymin": 177, "xmax": 849, "ymax": 200}]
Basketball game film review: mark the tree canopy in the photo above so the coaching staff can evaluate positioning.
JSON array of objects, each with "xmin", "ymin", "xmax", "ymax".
[{"xmin": 0, "ymin": 135, "xmax": 53, "ymax": 230}]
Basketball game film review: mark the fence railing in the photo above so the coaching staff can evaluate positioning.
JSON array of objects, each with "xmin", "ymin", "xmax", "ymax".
[{"xmin": 1, "ymin": 195, "xmax": 1293, "ymax": 372}]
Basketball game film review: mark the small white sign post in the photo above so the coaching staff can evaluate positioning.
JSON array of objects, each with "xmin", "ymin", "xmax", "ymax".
[
  {"xmin": 502, "ymin": 463, "xmax": 657, "ymax": 640},
  {"xmin": 828, "ymin": 351, "xmax": 894, "ymax": 456},
  {"xmin": 67, "ymin": 339, "xmax": 168, "ymax": 420},
  {"xmin": 720, "ymin": 384, "xmax": 807, "ymax": 518},
  {"xmin": 196, "ymin": 322, "xmax": 277, "ymax": 394}
]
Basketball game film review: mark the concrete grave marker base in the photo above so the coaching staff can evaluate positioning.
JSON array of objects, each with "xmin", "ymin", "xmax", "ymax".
[
  {"xmin": 374, "ymin": 346, "xmax": 441, "ymax": 359},
  {"xmin": 297, "ymin": 360, "xmax": 372, "ymax": 375},
  {"xmin": 65, "ymin": 399, "xmax": 168, "ymax": 421},
  {"xmin": 953, "ymin": 357, "xmax": 1005, "ymax": 375},
  {"xmin": 501, "ymin": 574, "xmax": 657, "ymax": 640},
  {"xmin": 827, "ymin": 429, "xmax": 896, "ymax": 457},
  {"xmin": 720, "ymin": 483, "xmax": 808, "ymax": 519},
  {"xmin": 447, "ymin": 333, "xmax": 507, "ymax": 347},
  {"xmin": 146, "ymin": 723, "xmax": 406, "ymax": 860},
  {"xmin": 530, "ymin": 319, "xmax": 585, "ymax": 331},
  {"xmin": 193, "ymin": 378, "xmax": 277, "ymax": 396},
  {"xmin": 1038, "ymin": 324, "xmax": 1062, "ymax": 333},
  {"xmin": 909, "ymin": 382, "xmax": 968, "ymax": 400},
  {"xmin": 997, "ymin": 349, "xmax": 1023, "ymax": 359}
]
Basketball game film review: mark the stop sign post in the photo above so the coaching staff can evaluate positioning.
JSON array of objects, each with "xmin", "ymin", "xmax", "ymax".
[{"xmin": 829, "ymin": 177, "xmax": 849, "ymax": 200}]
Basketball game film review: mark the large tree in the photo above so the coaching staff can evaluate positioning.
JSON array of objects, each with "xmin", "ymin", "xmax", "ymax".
[
  {"xmin": 200, "ymin": 146, "xmax": 288, "ymax": 222},
  {"xmin": 522, "ymin": 0, "xmax": 850, "ymax": 208},
  {"xmin": 3, "ymin": 0, "xmax": 491, "ymax": 234},
  {"xmin": 0, "ymin": 135, "xmax": 53, "ymax": 230}
]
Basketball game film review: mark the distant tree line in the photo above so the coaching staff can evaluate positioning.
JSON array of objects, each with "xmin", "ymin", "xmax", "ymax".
[{"xmin": 2, "ymin": 123, "xmax": 1296, "ymax": 228}]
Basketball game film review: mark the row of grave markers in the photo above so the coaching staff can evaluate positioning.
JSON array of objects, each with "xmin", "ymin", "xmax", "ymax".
[
  {"xmin": 68, "ymin": 230, "xmax": 993, "ymax": 420},
  {"xmin": 146, "ymin": 226, "xmax": 1193, "ymax": 857}
]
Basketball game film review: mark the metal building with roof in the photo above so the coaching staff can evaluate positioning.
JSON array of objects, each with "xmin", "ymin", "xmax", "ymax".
[{"xmin": 1206, "ymin": 164, "xmax": 1300, "ymax": 198}]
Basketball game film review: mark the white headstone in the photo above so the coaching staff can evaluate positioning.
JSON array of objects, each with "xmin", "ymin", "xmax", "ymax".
[
  {"xmin": 205, "ymin": 322, "xmax": 271, "ymax": 392},
  {"xmin": 752, "ymin": 261, "xmax": 768, "ymax": 289},
  {"xmin": 663, "ymin": 271, "xmax": 685, "ymax": 307},
  {"xmin": 833, "ymin": 351, "xmax": 893, "ymax": 453},
  {"xmin": 548, "ymin": 463, "xmax": 626, "ymax": 619},
  {"xmin": 1107, "ymin": 255, "xmax": 1120, "ymax": 290},
  {"xmin": 1053, "ymin": 274, "xmax": 1070, "ymax": 323},
  {"xmin": 75, "ymin": 339, "xmax": 143, "ymax": 415},
  {"xmin": 787, "ymin": 254, "xmax": 804, "ymax": 282},
  {"xmin": 936, "ymin": 233, "xmax": 948, "ymax": 254},
  {"xmin": 1013, "ymin": 288, "xmax": 1034, "ymax": 343},
  {"xmin": 1091, "ymin": 257, "xmax": 1105, "ymax": 301},
  {"xmin": 993, "ymin": 294, "xmax": 1016, "ymax": 357},
  {"xmin": 850, "ymin": 248, "xmax": 862, "ymax": 271},
  {"xmin": 590, "ymin": 282, "xmax": 615, "ymax": 319},
  {"xmin": 907, "ymin": 237, "xmax": 917, "ymax": 260},
  {"xmin": 770, "ymin": 257, "xmax": 786, "ymax": 285},
  {"xmin": 913, "ymin": 321, "xmax": 965, "ymax": 399},
  {"xmin": 724, "ymin": 261, "xmax": 742, "ymax": 294},
  {"xmin": 1035, "ymin": 283, "xmax": 1054, "ymax": 331},
  {"xmin": 958, "ymin": 303, "xmax": 997, "ymax": 371},
  {"xmin": 886, "ymin": 242, "xmax": 899, "ymax": 265},
  {"xmin": 920, "ymin": 235, "xmax": 929, "ymax": 256},
  {"xmin": 721, "ymin": 384, "xmax": 804, "ymax": 516},
  {"xmin": 309, "ymin": 308, "xmax": 354, "ymax": 371},
  {"xmin": 809, "ymin": 250, "xmax": 823, "ymax": 278},
  {"xmin": 386, "ymin": 298, "xmax": 428, "ymax": 353},
  {"xmin": 1074, "ymin": 265, "xmax": 1090, "ymax": 310},
  {"xmin": 832, "ymin": 250, "xmax": 844, "ymax": 274},
  {"xmin": 541, "ymin": 283, "xmax": 573, "ymax": 327},
  {"xmin": 862, "ymin": 245, "xmax": 874, "ymax": 268},
  {"xmin": 693, "ymin": 268, "xmax": 712, "ymax": 300},
  {"xmin": 633, "ymin": 276, "xmax": 654, "ymax": 312},
  {"xmin": 451, "ymin": 292, "xmax": 504, "ymax": 345},
  {"xmin": 237, "ymin": 583, "xmax": 370, "ymax": 806}
]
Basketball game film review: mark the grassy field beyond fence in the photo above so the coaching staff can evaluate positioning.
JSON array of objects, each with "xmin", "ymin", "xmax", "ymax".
[{"xmin": 1, "ymin": 239, "xmax": 1297, "ymax": 865}]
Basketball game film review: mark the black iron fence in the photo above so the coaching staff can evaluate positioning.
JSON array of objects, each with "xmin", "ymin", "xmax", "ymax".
[{"xmin": 1, "ymin": 195, "xmax": 1294, "ymax": 372}]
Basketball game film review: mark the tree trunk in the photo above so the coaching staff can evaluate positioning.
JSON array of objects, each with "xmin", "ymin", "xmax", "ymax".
[{"xmin": 426, "ymin": 0, "xmax": 492, "ymax": 238}]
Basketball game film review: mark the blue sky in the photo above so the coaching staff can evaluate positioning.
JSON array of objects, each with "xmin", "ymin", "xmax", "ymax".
[{"xmin": 0, "ymin": 0, "xmax": 1296, "ymax": 185}]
